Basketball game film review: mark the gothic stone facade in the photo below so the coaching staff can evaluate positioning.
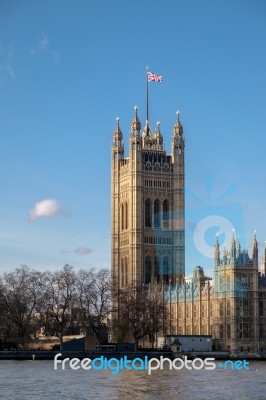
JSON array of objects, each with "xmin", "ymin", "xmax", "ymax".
[
  {"xmin": 166, "ymin": 236, "xmax": 266, "ymax": 352},
  {"xmin": 111, "ymin": 108, "xmax": 185, "ymax": 294},
  {"xmin": 111, "ymin": 107, "xmax": 266, "ymax": 352}
]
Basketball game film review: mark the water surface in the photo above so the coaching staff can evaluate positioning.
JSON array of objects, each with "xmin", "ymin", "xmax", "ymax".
[{"xmin": 0, "ymin": 360, "xmax": 265, "ymax": 399}]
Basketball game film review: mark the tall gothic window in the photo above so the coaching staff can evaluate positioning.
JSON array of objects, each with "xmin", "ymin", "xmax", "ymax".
[
  {"xmin": 124, "ymin": 257, "xmax": 128, "ymax": 286},
  {"xmin": 154, "ymin": 199, "xmax": 160, "ymax": 228},
  {"xmin": 163, "ymin": 255, "xmax": 169, "ymax": 284},
  {"xmin": 121, "ymin": 204, "xmax": 124, "ymax": 231},
  {"xmin": 125, "ymin": 202, "xmax": 128, "ymax": 230},
  {"xmin": 145, "ymin": 199, "xmax": 151, "ymax": 227},
  {"xmin": 154, "ymin": 256, "xmax": 160, "ymax": 282},
  {"xmin": 145, "ymin": 256, "xmax": 151, "ymax": 284},
  {"xmin": 121, "ymin": 258, "xmax": 124, "ymax": 287},
  {"xmin": 163, "ymin": 200, "xmax": 169, "ymax": 228},
  {"xmin": 121, "ymin": 202, "xmax": 128, "ymax": 230}
]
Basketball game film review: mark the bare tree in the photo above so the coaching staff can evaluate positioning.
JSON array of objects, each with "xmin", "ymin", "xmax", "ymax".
[
  {"xmin": 145, "ymin": 282, "xmax": 168, "ymax": 348},
  {"xmin": 77, "ymin": 268, "xmax": 111, "ymax": 343},
  {"xmin": 117, "ymin": 282, "xmax": 168, "ymax": 349},
  {"xmin": 0, "ymin": 265, "xmax": 46, "ymax": 347},
  {"xmin": 118, "ymin": 285, "xmax": 149, "ymax": 348},
  {"xmin": 44, "ymin": 265, "xmax": 77, "ymax": 350}
]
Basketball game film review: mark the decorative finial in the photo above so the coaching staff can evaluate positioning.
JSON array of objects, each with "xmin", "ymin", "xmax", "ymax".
[
  {"xmin": 134, "ymin": 105, "xmax": 138, "ymax": 113},
  {"xmin": 116, "ymin": 116, "xmax": 120, "ymax": 128},
  {"xmin": 157, "ymin": 121, "xmax": 160, "ymax": 129}
]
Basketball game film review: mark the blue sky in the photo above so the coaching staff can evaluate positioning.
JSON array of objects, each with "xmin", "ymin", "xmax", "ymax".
[{"xmin": 0, "ymin": 0, "xmax": 265, "ymax": 276}]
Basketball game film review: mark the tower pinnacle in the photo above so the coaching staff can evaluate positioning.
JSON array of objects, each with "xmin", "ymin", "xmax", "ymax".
[
  {"xmin": 131, "ymin": 106, "xmax": 141, "ymax": 134},
  {"xmin": 214, "ymin": 234, "xmax": 220, "ymax": 264},
  {"xmin": 155, "ymin": 121, "xmax": 163, "ymax": 146},
  {"xmin": 174, "ymin": 110, "xmax": 183, "ymax": 136},
  {"xmin": 113, "ymin": 116, "xmax": 123, "ymax": 141}
]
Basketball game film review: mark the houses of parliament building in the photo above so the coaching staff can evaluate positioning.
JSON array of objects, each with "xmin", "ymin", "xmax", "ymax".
[{"xmin": 111, "ymin": 107, "xmax": 266, "ymax": 353}]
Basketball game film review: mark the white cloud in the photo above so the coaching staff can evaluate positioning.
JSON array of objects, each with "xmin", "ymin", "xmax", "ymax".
[
  {"xmin": 6, "ymin": 64, "xmax": 15, "ymax": 79},
  {"xmin": 75, "ymin": 247, "xmax": 92, "ymax": 255},
  {"xmin": 30, "ymin": 34, "xmax": 61, "ymax": 64},
  {"xmin": 0, "ymin": 42, "xmax": 16, "ymax": 84},
  {"xmin": 38, "ymin": 34, "xmax": 49, "ymax": 51},
  {"xmin": 51, "ymin": 50, "xmax": 61, "ymax": 64},
  {"xmin": 61, "ymin": 247, "xmax": 92, "ymax": 256},
  {"xmin": 29, "ymin": 199, "xmax": 62, "ymax": 221}
]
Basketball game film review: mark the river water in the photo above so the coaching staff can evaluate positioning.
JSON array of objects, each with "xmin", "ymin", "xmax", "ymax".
[{"xmin": 0, "ymin": 360, "xmax": 265, "ymax": 399}]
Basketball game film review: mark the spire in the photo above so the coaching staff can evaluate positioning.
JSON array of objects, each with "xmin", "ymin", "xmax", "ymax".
[
  {"xmin": 113, "ymin": 116, "xmax": 123, "ymax": 142},
  {"xmin": 112, "ymin": 116, "xmax": 124, "ymax": 160},
  {"xmin": 131, "ymin": 106, "xmax": 141, "ymax": 134},
  {"xmin": 173, "ymin": 110, "xmax": 183, "ymax": 137},
  {"xmin": 236, "ymin": 236, "xmax": 241, "ymax": 255},
  {"xmin": 142, "ymin": 119, "xmax": 152, "ymax": 139},
  {"xmin": 261, "ymin": 241, "xmax": 266, "ymax": 276},
  {"xmin": 172, "ymin": 110, "xmax": 185, "ymax": 160},
  {"xmin": 214, "ymin": 234, "xmax": 220, "ymax": 264},
  {"xmin": 252, "ymin": 230, "xmax": 258, "ymax": 259},
  {"xmin": 230, "ymin": 230, "xmax": 236, "ymax": 261},
  {"xmin": 231, "ymin": 230, "xmax": 236, "ymax": 248},
  {"xmin": 223, "ymin": 246, "xmax": 227, "ymax": 263},
  {"xmin": 252, "ymin": 230, "xmax": 258, "ymax": 249},
  {"xmin": 154, "ymin": 121, "xmax": 163, "ymax": 145}
]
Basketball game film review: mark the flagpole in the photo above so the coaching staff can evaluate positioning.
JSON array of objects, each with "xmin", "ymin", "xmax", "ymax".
[{"xmin": 146, "ymin": 66, "xmax": 149, "ymax": 122}]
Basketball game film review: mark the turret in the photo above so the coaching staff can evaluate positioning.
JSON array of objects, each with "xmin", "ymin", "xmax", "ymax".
[
  {"xmin": 214, "ymin": 234, "xmax": 220, "ymax": 266},
  {"xmin": 112, "ymin": 117, "xmax": 124, "ymax": 160},
  {"xmin": 252, "ymin": 231, "xmax": 258, "ymax": 268},
  {"xmin": 236, "ymin": 237, "xmax": 241, "ymax": 257},
  {"xmin": 154, "ymin": 121, "xmax": 164, "ymax": 148},
  {"xmin": 192, "ymin": 266, "xmax": 205, "ymax": 287},
  {"xmin": 131, "ymin": 106, "xmax": 141, "ymax": 136},
  {"xmin": 261, "ymin": 242, "xmax": 266, "ymax": 276},
  {"xmin": 129, "ymin": 106, "xmax": 142, "ymax": 159},
  {"xmin": 172, "ymin": 110, "xmax": 185, "ymax": 162},
  {"xmin": 142, "ymin": 120, "xmax": 154, "ymax": 148},
  {"xmin": 230, "ymin": 231, "xmax": 236, "ymax": 265},
  {"xmin": 223, "ymin": 246, "xmax": 227, "ymax": 264}
]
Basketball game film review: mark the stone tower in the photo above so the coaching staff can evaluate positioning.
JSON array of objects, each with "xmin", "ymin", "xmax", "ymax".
[
  {"xmin": 212, "ymin": 232, "xmax": 259, "ymax": 351},
  {"xmin": 111, "ymin": 107, "xmax": 185, "ymax": 295}
]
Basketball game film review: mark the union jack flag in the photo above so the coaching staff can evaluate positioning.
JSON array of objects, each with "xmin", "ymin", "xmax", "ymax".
[{"xmin": 147, "ymin": 71, "xmax": 163, "ymax": 82}]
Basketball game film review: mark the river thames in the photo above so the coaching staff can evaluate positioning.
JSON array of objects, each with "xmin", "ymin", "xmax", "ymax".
[{"xmin": 0, "ymin": 360, "xmax": 265, "ymax": 399}]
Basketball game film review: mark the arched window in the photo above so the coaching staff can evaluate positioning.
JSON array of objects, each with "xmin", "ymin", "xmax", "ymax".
[
  {"xmin": 145, "ymin": 199, "xmax": 151, "ymax": 227},
  {"xmin": 163, "ymin": 255, "xmax": 169, "ymax": 284},
  {"xmin": 124, "ymin": 258, "xmax": 128, "ymax": 286},
  {"xmin": 125, "ymin": 202, "xmax": 128, "ymax": 230},
  {"xmin": 121, "ymin": 204, "xmax": 124, "ymax": 231},
  {"xmin": 145, "ymin": 256, "xmax": 151, "ymax": 284},
  {"xmin": 163, "ymin": 200, "xmax": 169, "ymax": 228},
  {"xmin": 154, "ymin": 256, "xmax": 160, "ymax": 282},
  {"xmin": 154, "ymin": 199, "xmax": 160, "ymax": 228},
  {"xmin": 121, "ymin": 258, "xmax": 124, "ymax": 287}
]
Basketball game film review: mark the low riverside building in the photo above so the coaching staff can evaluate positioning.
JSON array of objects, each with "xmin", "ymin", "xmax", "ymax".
[{"xmin": 158, "ymin": 335, "xmax": 212, "ymax": 352}]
